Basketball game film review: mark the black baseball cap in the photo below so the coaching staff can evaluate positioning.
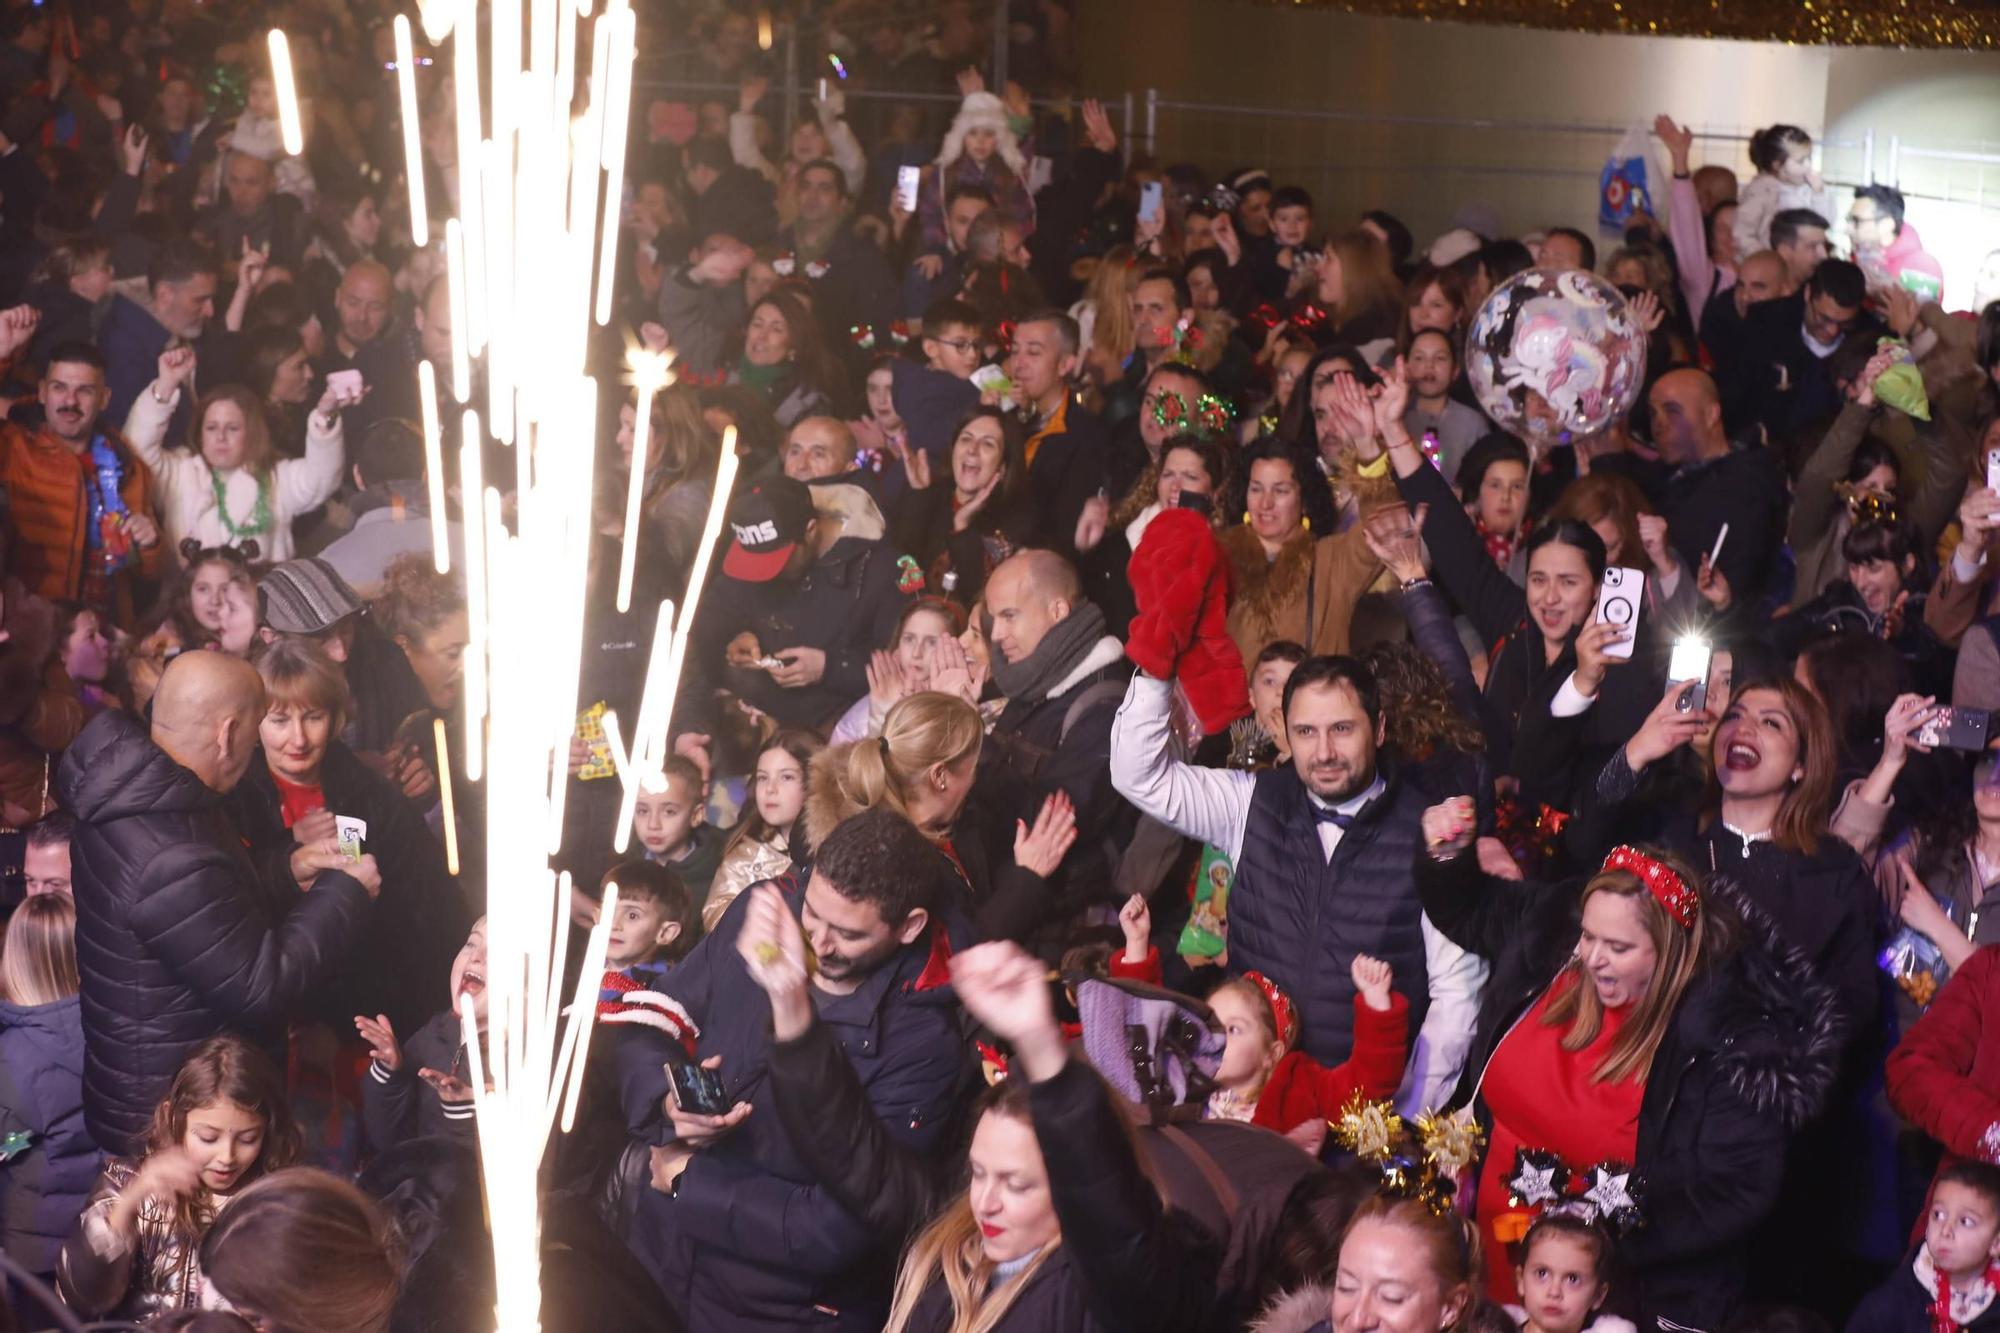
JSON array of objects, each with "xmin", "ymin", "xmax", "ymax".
[{"xmin": 722, "ymin": 476, "xmax": 815, "ymax": 582}]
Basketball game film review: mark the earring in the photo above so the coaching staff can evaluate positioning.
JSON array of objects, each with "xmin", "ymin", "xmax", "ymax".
[
  {"xmin": 1301, "ymin": 515, "xmax": 1311, "ymax": 532},
  {"xmin": 1242, "ymin": 510, "xmax": 1251, "ymax": 524}
]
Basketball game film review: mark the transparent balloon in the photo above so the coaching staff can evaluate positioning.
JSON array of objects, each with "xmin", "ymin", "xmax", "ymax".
[{"xmin": 1464, "ymin": 268, "xmax": 1648, "ymax": 441}]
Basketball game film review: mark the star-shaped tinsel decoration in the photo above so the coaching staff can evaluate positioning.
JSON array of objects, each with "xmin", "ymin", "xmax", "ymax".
[
  {"xmin": 1507, "ymin": 1148, "xmax": 1567, "ymax": 1207},
  {"xmin": 1582, "ymin": 1162, "xmax": 1646, "ymax": 1235}
]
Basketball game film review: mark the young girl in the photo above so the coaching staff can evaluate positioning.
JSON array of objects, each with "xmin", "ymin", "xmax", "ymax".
[
  {"xmin": 58, "ymin": 1036, "xmax": 301, "ymax": 1320},
  {"xmin": 228, "ymin": 72, "xmax": 316, "ymax": 204},
  {"xmin": 1732, "ymin": 124, "xmax": 1833, "ymax": 259},
  {"xmin": 1508, "ymin": 1212, "xmax": 1630, "ymax": 1333},
  {"xmin": 1116, "ymin": 898, "xmax": 1409, "ymax": 1132},
  {"xmin": 126, "ymin": 351, "xmax": 354, "ymax": 564},
  {"xmin": 52, "ymin": 601, "xmax": 119, "ymax": 712},
  {"xmin": 703, "ymin": 730, "xmax": 822, "ymax": 930},
  {"xmin": 126, "ymin": 543, "xmax": 260, "ymax": 712},
  {"xmin": 0, "ymin": 893, "xmax": 98, "ymax": 1288}
]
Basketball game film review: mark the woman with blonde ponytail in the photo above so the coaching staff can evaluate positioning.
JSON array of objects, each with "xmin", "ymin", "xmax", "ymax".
[{"xmin": 806, "ymin": 692, "xmax": 1078, "ymax": 943}]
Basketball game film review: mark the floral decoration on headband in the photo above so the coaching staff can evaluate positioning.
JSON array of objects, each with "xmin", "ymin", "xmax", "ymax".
[
  {"xmin": 1150, "ymin": 389, "xmax": 1236, "ymax": 439},
  {"xmin": 1242, "ymin": 971, "xmax": 1299, "ymax": 1048},
  {"xmin": 1602, "ymin": 844, "xmax": 1697, "ymax": 928},
  {"xmin": 1333, "ymin": 1096, "xmax": 1475, "ymax": 1218}
]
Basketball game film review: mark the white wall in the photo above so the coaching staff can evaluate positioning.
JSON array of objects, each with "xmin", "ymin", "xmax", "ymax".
[{"xmin": 1079, "ymin": 0, "xmax": 2000, "ymax": 301}]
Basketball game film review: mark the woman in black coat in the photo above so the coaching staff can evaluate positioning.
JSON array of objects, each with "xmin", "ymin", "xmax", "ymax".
[
  {"xmin": 228, "ymin": 639, "xmax": 469, "ymax": 1038},
  {"xmin": 892, "ymin": 405, "xmax": 1039, "ymax": 608},
  {"xmin": 1414, "ymin": 806, "xmax": 1843, "ymax": 1332},
  {"xmin": 735, "ymin": 887, "xmax": 1321, "ymax": 1333}
]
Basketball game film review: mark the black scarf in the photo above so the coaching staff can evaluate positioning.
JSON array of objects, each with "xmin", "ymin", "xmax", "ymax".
[{"xmin": 989, "ymin": 601, "xmax": 1109, "ymax": 704}]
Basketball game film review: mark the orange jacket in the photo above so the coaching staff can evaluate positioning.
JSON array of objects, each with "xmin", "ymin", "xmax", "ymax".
[{"xmin": 0, "ymin": 419, "xmax": 162, "ymax": 606}]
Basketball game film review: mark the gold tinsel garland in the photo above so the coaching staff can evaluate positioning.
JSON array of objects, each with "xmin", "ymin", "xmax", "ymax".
[{"xmin": 1247, "ymin": 0, "xmax": 2000, "ymax": 48}]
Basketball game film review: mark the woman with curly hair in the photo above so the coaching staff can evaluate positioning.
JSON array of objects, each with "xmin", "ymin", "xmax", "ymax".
[{"xmin": 1215, "ymin": 433, "xmax": 1390, "ymax": 667}]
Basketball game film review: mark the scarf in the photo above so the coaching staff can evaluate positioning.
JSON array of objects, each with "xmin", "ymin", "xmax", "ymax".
[
  {"xmin": 1919, "ymin": 1243, "xmax": 2000, "ymax": 1333},
  {"xmin": 1474, "ymin": 515, "xmax": 1517, "ymax": 571},
  {"xmin": 733, "ymin": 358, "xmax": 790, "ymax": 399},
  {"xmin": 988, "ymin": 600, "xmax": 1108, "ymax": 704}
]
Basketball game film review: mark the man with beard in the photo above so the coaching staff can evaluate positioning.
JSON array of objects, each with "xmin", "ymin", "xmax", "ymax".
[
  {"xmin": 616, "ymin": 809, "xmax": 965, "ymax": 1333},
  {"xmin": 0, "ymin": 341, "xmax": 163, "ymax": 616},
  {"xmin": 1110, "ymin": 653, "xmax": 1484, "ymax": 1112}
]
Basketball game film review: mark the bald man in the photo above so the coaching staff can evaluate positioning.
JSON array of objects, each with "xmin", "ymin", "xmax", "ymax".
[
  {"xmin": 972, "ymin": 548, "xmax": 1135, "ymax": 942},
  {"xmin": 55, "ymin": 652, "xmax": 380, "ymax": 1153},
  {"xmin": 207, "ymin": 151, "xmax": 309, "ymax": 272},
  {"xmin": 1593, "ymin": 367, "xmax": 1788, "ymax": 600},
  {"xmin": 316, "ymin": 259, "xmax": 419, "ymax": 435}
]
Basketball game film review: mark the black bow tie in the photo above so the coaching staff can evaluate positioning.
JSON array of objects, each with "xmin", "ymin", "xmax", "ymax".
[{"xmin": 1313, "ymin": 803, "xmax": 1359, "ymax": 829}]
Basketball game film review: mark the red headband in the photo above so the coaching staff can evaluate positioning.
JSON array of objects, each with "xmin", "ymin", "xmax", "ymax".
[
  {"xmin": 1243, "ymin": 971, "xmax": 1300, "ymax": 1048},
  {"xmin": 1602, "ymin": 846, "xmax": 1698, "ymax": 929}
]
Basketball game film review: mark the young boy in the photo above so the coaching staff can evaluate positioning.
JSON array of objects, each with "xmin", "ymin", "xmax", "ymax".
[
  {"xmin": 1849, "ymin": 1161, "xmax": 2000, "ymax": 1332},
  {"xmin": 891, "ymin": 297, "xmax": 984, "ymax": 460},
  {"xmin": 634, "ymin": 756, "xmax": 723, "ymax": 914},
  {"xmin": 356, "ymin": 918, "xmax": 489, "ymax": 1151},
  {"xmin": 1254, "ymin": 184, "xmax": 1316, "ymax": 302},
  {"xmin": 592, "ymin": 862, "xmax": 701, "ymax": 1056}
]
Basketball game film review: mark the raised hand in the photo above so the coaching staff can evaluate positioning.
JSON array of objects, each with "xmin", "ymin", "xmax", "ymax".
[
  {"xmin": 866, "ymin": 648, "xmax": 913, "ymax": 712},
  {"xmin": 1852, "ymin": 348, "xmax": 1898, "ymax": 407},
  {"xmin": 1882, "ymin": 285, "xmax": 1921, "ymax": 338},
  {"xmin": 0, "ymin": 305, "xmax": 41, "ymax": 363},
  {"xmin": 1350, "ymin": 954, "xmax": 1393, "ymax": 1012},
  {"xmin": 1653, "ymin": 114, "xmax": 1694, "ymax": 172},
  {"xmin": 1628, "ymin": 289, "xmax": 1664, "ymax": 335},
  {"xmin": 156, "ymin": 344, "xmax": 197, "ymax": 393},
  {"xmin": 1636, "ymin": 513, "xmax": 1675, "ymax": 574},
  {"xmin": 1001, "ymin": 80, "xmax": 1031, "ymax": 121},
  {"xmin": 955, "ymin": 67, "xmax": 985, "ymax": 98},
  {"xmin": 418, "ymin": 1066, "xmax": 476, "ymax": 1104},
  {"xmin": 1362, "ymin": 507, "xmax": 1425, "ymax": 584},
  {"xmin": 738, "ymin": 74, "xmax": 768, "ymax": 115},
  {"xmin": 736, "ymin": 882, "xmax": 811, "ymax": 1038},
  {"xmin": 954, "ymin": 476, "xmax": 1002, "ymax": 532},
  {"xmin": 121, "ymin": 122, "xmax": 149, "ymax": 176},
  {"xmin": 1014, "ymin": 791, "xmax": 1078, "ymax": 877},
  {"xmin": 1626, "ymin": 677, "xmax": 1713, "ymax": 771},
  {"xmin": 1572, "ymin": 620, "xmax": 1631, "ymax": 697},
  {"xmin": 950, "ymin": 941, "xmax": 1063, "ymax": 1081},
  {"xmin": 1080, "ymin": 98, "xmax": 1117, "ymax": 154},
  {"xmin": 639, "ymin": 320, "xmax": 670, "ymax": 354},
  {"xmin": 237, "ymin": 238, "xmax": 271, "ymax": 294},
  {"xmin": 1420, "ymin": 796, "xmax": 1476, "ymax": 861},
  {"xmin": 1695, "ymin": 554, "xmax": 1731, "ymax": 612},
  {"xmin": 354, "ymin": 1013, "xmax": 403, "ymax": 1072},
  {"xmin": 1118, "ymin": 892, "xmax": 1151, "ymax": 963},
  {"xmin": 1370, "ymin": 357, "xmax": 1411, "ymax": 435},
  {"xmin": 1882, "ymin": 693, "xmax": 1938, "ymax": 769},
  {"xmin": 1073, "ymin": 494, "xmax": 1109, "ymax": 552},
  {"xmin": 903, "ymin": 444, "xmax": 933, "ymax": 490},
  {"xmin": 928, "ymin": 633, "xmax": 984, "ymax": 706}
]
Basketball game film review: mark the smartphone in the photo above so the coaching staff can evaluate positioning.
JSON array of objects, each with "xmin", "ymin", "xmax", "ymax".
[
  {"xmin": 1138, "ymin": 181, "xmax": 1164, "ymax": 228},
  {"xmin": 816, "ymin": 76, "xmax": 828, "ymax": 102},
  {"xmin": 1667, "ymin": 637, "xmax": 1712, "ymax": 715},
  {"xmin": 665, "ymin": 1059, "xmax": 732, "ymax": 1117},
  {"xmin": 1176, "ymin": 490, "xmax": 1215, "ymax": 516},
  {"xmin": 1916, "ymin": 706, "xmax": 1992, "ymax": 753},
  {"xmin": 326, "ymin": 368, "xmax": 364, "ymax": 402},
  {"xmin": 1986, "ymin": 448, "xmax": 2000, "ymax": 493},
  {"xmin": 895, "ymin": 165, "xmax": 920, "ymax": 215},
  {"xmin": 1592, "ymin": 567, "xmax": 1645, "ymax": 660}
]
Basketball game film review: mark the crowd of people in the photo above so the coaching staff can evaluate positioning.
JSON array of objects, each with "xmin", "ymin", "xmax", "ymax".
[{"xmin": 5, "ymin": 1, "xmax": 2000, "ymax": 1332}]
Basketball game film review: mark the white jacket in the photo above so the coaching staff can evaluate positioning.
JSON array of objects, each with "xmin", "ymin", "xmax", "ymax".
[
  {"xmin": 124, "ymin": 383, "xmax": 345, "ymax": 563},
  {"xmin": 1732, "ymin": 171, "xmax": 1834, "ymax": 259}
]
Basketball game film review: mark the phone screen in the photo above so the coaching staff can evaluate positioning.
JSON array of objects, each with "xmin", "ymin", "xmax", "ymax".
[
  {"xmin": 896, "ymin": 166, "xmax": 921, "ymax": 214},
  {"xmin": 1139, "ymin": 181, "xmax": 1164, "ymax": 226},
  {"xmin": 1667, "ymin": 639, "xmax": 1711, "ymax": 686}
]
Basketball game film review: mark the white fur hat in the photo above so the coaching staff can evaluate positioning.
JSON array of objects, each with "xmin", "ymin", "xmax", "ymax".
[{"xmin": 938, "ymin": 91, "xmax": 1026, "ymax": 175}]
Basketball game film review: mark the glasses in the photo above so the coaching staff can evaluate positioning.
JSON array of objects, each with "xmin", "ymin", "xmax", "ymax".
[{"xmin": 930, "ymin": 338, "xmax": 979, "ymax": 354}]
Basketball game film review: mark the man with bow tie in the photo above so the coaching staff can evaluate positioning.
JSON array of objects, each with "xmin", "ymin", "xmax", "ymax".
[{"xmin": 1110, "ymin": 652, "xmax": 1485, "ymax": 1112}]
